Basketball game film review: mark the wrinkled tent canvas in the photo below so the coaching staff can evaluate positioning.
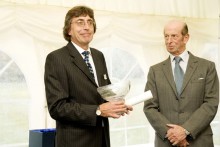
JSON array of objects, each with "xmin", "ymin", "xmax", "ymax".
[{"xmin": 0, "ymin": 0, "xmax": 219, "ymax": 146}]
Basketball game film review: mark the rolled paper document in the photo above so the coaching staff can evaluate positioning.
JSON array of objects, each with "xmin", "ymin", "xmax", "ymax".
[{"xmin": 125, "ymin": 90, "xmax": 153, "ymax": 106}]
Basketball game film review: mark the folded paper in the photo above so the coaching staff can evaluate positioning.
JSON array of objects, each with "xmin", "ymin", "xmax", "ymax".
[{"xmin": 125, "ymin": 90, "xmax": 153, "ymax": 106}]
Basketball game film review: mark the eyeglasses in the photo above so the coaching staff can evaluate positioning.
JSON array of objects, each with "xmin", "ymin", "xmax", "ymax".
[{"xmin": 72, "ymin": 19, "xmax": 95, "ymax": 27}]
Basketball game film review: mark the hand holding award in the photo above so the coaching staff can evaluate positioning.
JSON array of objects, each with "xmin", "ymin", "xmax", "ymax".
[{"xmin": 97, "ymin": 80, "xmax": 153, "ymax": 106}]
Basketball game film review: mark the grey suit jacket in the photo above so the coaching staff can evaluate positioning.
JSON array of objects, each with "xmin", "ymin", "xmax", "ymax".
[
  {"xmin": 144, "ymin": 52, "xmax": 219, "ymax": 147},
  {"xmin": 44, "ymin": 42, "xmax": 111, "ymax": 147}
]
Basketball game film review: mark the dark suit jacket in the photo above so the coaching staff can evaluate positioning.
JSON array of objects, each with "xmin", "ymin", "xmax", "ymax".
[
  {"xmin": 44, "ymin": 42, "xmax": 111, "ymax": 147},
  {"xmin": 144, "ymin": 52, "xmax": 219, "ymax": 147}
]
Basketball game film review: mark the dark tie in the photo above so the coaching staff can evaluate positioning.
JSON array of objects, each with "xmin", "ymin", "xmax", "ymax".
[
  {"xmin": 82, "ymin": 51, "xmax": 95, "ymax": 79},
  {"xmin": 174, "ymin": 56, "xmax": 184, "ymax": 96}
]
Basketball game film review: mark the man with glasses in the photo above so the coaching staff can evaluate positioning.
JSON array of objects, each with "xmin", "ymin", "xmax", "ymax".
[{"xmin": 44, "ymin": 5, "xmax": 132, "ymax": 147}]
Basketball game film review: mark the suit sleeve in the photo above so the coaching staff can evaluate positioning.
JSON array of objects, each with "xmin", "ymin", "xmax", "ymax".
[
  {"xmin": 182, "ymin": 61, "xmax": 219, "ymax": 139},
  {"xmin": 143, "ymin": 66, "xmax": 171, "ymax": 139}
]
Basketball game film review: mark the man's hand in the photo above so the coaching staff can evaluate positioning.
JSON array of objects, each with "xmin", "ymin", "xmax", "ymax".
[
  {"xmin": 176, "ymin": 138, "xmax": 189, "ymax": 147},
  {"xmin": 99, "ymin": 101, "xmax": 132, "ymax": 118},
  {"xmin": 124, "ymin": 104, "xmax": 133, "ymax": 115},
  {"xmin": 166, "ymin": 124, "xmax": 188, "ymax": 146}
]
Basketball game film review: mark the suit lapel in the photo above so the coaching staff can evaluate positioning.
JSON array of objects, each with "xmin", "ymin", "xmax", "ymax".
[
  {"xmin": 181, "ymin": 53, "xmax": 198, "ymax": 94},
  {"xmin": 91, "ymin": 49, "xmax": 101, "ymax": 85},
  {"xmin": 66, "ymin": 42, "xmax": 97, "ymax": 86},
  {"xmin": 162, "ymin": 57, "xmax": 178, "ymax": 96},
  {"xmin": 91, "ymin": 48, "xmax": 106, "ymax": 87},
  {"xmin": 162, "ymin": 53, "xmax": 199, "ymax": 97}
]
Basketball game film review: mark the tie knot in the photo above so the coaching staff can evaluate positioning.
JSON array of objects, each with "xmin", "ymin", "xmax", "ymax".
[
  {"xmin": 82, "ymin": 51, "xmax": 90, "ymax": 57},
  {"xmin": 174, "ymin": 56, "xmax": 182, "ymax": 63}
]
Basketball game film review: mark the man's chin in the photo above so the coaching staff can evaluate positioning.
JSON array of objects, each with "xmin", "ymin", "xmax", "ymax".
[
  {"xmin": 82, "ymin": 38, "xmax": 93, "ymax": 43},
  {"xmin": 167, "ymin": 48, "xmax": 175, "ymax": 52}
]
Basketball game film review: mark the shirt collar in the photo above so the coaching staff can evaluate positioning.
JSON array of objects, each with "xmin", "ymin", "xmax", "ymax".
[
  {"xmin": 71, "ymin": 42, "xmax": 91, "ymax": 54},
  {"xmin": 170, "ymin": 50, "xmax": 189, "ymax": 62}
]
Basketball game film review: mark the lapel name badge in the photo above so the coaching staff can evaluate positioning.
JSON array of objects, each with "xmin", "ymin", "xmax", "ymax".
[{"xmin": 103, "ymin": 74, "xmax": 107, "ymax": 80}]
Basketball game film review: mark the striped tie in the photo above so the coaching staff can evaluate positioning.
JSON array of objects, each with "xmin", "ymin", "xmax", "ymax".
[{"xmin": 82, "ymin": 51, "xmax": 95, "ymax": 79}]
